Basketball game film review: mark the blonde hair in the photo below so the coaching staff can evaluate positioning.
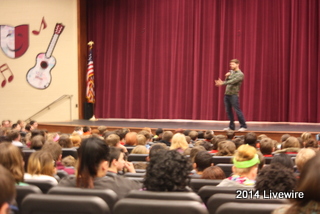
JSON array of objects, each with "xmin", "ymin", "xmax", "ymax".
[
  {"xmin": 295, "ymin": 148, "xmax": 316, "ymax": 172},
  {"xmin": 27, "ymin": 151, "xmax": 55, "ymax": 177},
  {"xmin": 70, "ymin": 135, "xmax": 82, "ymax": 147},
  {"xmin": 62, "ymin": 155, "xmax": 76, "ymax": 167},
  {"xmin": 131, "ymin": 145, "xmax": 149, "ymax": 154},
  {"xmin": 137, "ymin": 134, "xmax": 147, "ymax": 145},
  {"xmin": 301, "ymin": 132, "xmax": 312, "ymax": 143},
  {"xmin": 233, "ymin": 144, "xmax": 257, "ymax": 174},
  {"xmin": 170, "ymin": 133, "xmax": 189, "ymax": 151}
]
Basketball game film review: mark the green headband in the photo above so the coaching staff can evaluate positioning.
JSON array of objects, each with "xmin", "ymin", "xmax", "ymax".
[{"xmin": 233, "ymin": 154, "xmax": 260, "ymax": 168}]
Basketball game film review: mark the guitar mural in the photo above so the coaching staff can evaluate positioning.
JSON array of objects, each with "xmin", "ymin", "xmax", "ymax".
[{"xmin": 26, "ymin": 23, "xmax": 64, "ymax": 89}]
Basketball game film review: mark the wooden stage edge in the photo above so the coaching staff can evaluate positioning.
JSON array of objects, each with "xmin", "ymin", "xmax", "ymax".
[{"xmin": 38, "ymin": 119, "xmax": 320, "ymax": 142}]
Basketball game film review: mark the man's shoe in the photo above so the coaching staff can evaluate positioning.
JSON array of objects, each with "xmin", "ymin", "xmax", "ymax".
[
  {"xmin": 223, "ymin": 127, "xmax": 231, "ymax": 131},
  {"xmin": 238, "ymin": 128, "xmax": 247, "ymax": 132}
]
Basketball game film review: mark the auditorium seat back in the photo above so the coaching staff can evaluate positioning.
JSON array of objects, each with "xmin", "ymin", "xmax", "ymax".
[
  {"xmin": 127, "ymin": 154, "xmax": 148, "ymax": 162},
  {"xmin": 24, "ymin": 179, "xmax": 57, "ymax": 193},
  {"xmin": 215, "ymin": 202, "xmax": 284, "ymax": 214},
  {"xmin": 211, "ymin": 156, "xmax": 233, "ymax": 165},
  {"xmin": 16, "ymin": 185, "xmax": 42, "ymax": 210},
  {"xmin": 189, "ymin": 179, "xmax": 222, "ymax": 193},
  {"xmin": 215, "ymin": 163, "xmax": 233, "ymax": 177},
  {"xmin": 62, "ymin": 147, "xmax": 78, "ymax": 159}
]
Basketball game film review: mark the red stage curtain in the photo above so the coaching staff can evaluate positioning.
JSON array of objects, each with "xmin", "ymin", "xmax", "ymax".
[{"xmin": 87, "ymin": 0, "xmax": 320, "ymax": 122}]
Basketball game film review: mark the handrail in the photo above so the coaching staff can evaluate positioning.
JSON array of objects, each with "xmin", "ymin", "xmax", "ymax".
[{"xmin": 25, "ymin": 95, "xmax": 73, "ymax": 122}]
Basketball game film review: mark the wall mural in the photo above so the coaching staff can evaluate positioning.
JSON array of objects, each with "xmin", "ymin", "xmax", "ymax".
[{"xmin": 0, "ymin": 17, "xmax": 65, "ymax": 89}]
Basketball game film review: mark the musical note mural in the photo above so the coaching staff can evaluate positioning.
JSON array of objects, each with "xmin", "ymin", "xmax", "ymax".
[{"xmin": 0, "ymin": 63, "xmax": 14, "ymax": 88}]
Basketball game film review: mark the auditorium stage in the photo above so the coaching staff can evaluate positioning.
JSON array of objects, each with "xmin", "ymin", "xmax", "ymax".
[{"xmin": 38, "ymin": 119, "xmax": 320, "ymax": 141}]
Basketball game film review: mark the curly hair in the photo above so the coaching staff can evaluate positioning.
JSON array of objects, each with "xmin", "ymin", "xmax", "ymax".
[
  {"xmin": 143, "ymin": 150, "xmax": 192, "ymax": 191},
  {"xmin": 255, "ymin": 163, "xmax": 297, "ymax": 193}
]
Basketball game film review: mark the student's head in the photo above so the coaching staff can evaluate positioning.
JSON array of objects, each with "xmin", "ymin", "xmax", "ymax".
[
  {"xmin": 124, "ymin": 132, "xmax": 138, "ymax": 146},
  {"xmin": 190, "ymin": 146, "xmax": 206, "ymax": 163},
  {"xmin": 139, "ymin": 130, "xmax": 152, "ymax": 142},
  {"xmin": 283, "ymin": 137, "xmax": 300, "ymax": 149},
  {"xmin": 188, "ymin": 131, "xmax": 198, "ymax": 141},
  {"xmin": 42, "ymin": 141, "xmax": 62, "ymax": 162},
  {"xmin": 27, "ymin": 151, "xmax": 56, "ymax": 176},
  {"xmin": 30, "ymin": 129, "xmax": 45, "ymax": 139},
  {"xmin": 115, "ymin": 128, "xmax": 129, "ymax": 141},
  {"xmin": 194, "ymin": 151, "xmax": 213, "ymax": 173},
  {"xmin": 301, "ymin": 132, "xmax": 312, "ymax": 143},
  {"xmin": 70, "ymin": 135, "xmax": 82, "ymax": 147},
  {"xmin": 108, "ymin": 147, "xmax": 125, "ymax": 172},
  {"xmin": 0, "ymin": 143, "xmax": 24, "ymax": 183},
  {"xmin": 195, "ymin": 140, "xmax": 212, "ymax": 151},
  {"xmin": 6, "ymin": 130, "xmax": 20, "ymax": 141},
  {"xmin": 148, "ymin": 143, "xmax": 168, "ymax": 160},
  {"xmin": 97, "ymin": 126, "xmax": 108, "ymax": 135},
  {"xmin": 259, "ymin": 138, "xmax": 274, "ymax": 155},
  {"xmin": 244, "ymin": 132, "xmax": 257, "ymax": 147},
  {"xmin": 170, "ymin": 133, "xmax": 189, "ymax": 151},
  {"xmin": 233, "ymin": 137, "xmax": 244, "ymax": 149},
  {"xmin": 288, "ymin": 153, "xmax": 320, "ymax": 211},
  {"xmin": 295, "ymin": 148, "xmax": 316, "ymax": 172},
  {"xmin": 216, "ymin": 141, "xmax": 236, "ymax": 156},
  {"xmin": 201, "ymin": 166, "xmax": 226, "ymax": 180},
  {"xmin": 162, "ymin": 131, "xmax": 173, "ymax": 142},
  {"xmin": 62, "ymin": 155, "xmax": 76, "ymax": 167},
  {"xmin": 144, "ymin": 150, "xmax": 192, "ymax": 191},
  {"xmin": 30, "ymin": 135, "xmax": 45, "ymax": 150},
  {"xmin": 136, "ymin": 134, "xmax": 147, "ymax": 146},
  {"xmin": 0, "ymin": 165, "xmax": 16, "ymax": 214},
  {"xmin": 131, "ymin": 145, "xmax": 149, "ymax": 154},
  {"xmin": 105, "ymin": 134, "xmax": 120, "ymax": 147},
  {"xmin": 232, "ymin": 145, "xmax": 259, "ymax": 179},
  {"xmin": 204, "ymin": 130, "xmax": 214, "ymax": 141},
  {"xmin": 226, "ymin": 130, "xmax": 235, "ymax": 140},
  {"xmin": 271, "ymin": 153, "xmax": 294, "ymax": 170},
  {"xmin": 155, "ymin": 128, "xmax": 163, "ymax": 136},
  {"xmin": 280, "ymin": 134, "xmax": 290, "ymax": 142},
  {"xmin": 58, "ymin": 134, "xmax": 73, "ymax": 148},
  {"xmin": 230, "ymin": 59, "xmax": 240, "ymax": 70},
  {"xmin": 29, "ymin": 120, "xmax": 38, "ymax": 129},
  {"xmin": 304, "ymin": 138, "xmax": 318, "ymax": 149},
  {"xmin": 77, "ymin": 137, "xmax": 110, "ymax": 188},
  {"xmin": 255, "ymin": 163, "xmax": 297, "ymax": 193}
]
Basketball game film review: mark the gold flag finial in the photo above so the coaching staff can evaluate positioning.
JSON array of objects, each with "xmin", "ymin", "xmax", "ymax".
[{"xmin": 88, "ymin": 41, "xmax": 94, "ymax": 49}]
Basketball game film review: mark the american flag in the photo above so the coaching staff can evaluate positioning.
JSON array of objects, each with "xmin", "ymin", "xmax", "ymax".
[{"xmin": 86, "ymin": 48, "xmax": 95, "ymax": 103}]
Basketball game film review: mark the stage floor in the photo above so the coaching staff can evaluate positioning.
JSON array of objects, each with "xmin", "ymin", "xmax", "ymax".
[{"xmin": 41, "ymin": 119, "xmax": 320, "ymax": 133}]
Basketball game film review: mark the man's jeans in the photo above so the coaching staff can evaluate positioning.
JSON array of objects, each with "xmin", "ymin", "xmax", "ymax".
[{"xmin": 224, "ymin": 95, "xmax": 247, "ymax": 130}]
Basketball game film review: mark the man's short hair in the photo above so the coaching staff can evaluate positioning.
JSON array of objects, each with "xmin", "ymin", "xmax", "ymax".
[
  {"xmin": 105, "ymin": 134, "xmax": 120, "ymax": 147},
  {"xmin": 259, "ymin": 138, "xmax": 274, "ymax": 155},
  {"xmin": 194, "ymin": 151, "xmax": 213, "ymax": 172},
  {"xmin": 149, "ymin": 143, "xmax": 168, "ymax": 159},
  {"xmin": 226, "ymin": 130, "xmax": 235, "ymax": 140},
  {"xmin": 42, "ymin": 141, "xmax": 62, "ymax": 161},
  {"xmin": 83, "ymin": 126, "xmax": 90, "ymax": 133},
  {"xmin": 6, "ymin": 130, "xmax": 20, "ymax": 141},
  {"xmin": 244, "ymin": 132, "xmax": 257, "ymax": 147},
  {"xmin": 188, "ymin": 131, "xmax": 198, "ymax": 141},
  {"xmin": 230, "ymin": 59, "xmax": 240, "ymax": 64},
  {"xmin": 162, "ymin": 131, "xmax": 173, "ymax": 142},
  {"xmin": 204, "ymin": 130, "xmax": 214, "ymax": 140}
]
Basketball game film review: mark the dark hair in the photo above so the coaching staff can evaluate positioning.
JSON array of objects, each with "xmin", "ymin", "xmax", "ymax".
[
  {"xmin": 83, "ymin": 126, "xmax": 90, "ymax": 133},
  {"xmin": 201, "ymin": 166, "xmax": 226, "ymax": 180},
  {"xmin": 29, "ymin": 120, "xmax": 37, "ymax": 126},
  {"xmin": 183, "ymin": 129, "xmax": 191, "ymax": 136},
  {"xmin": 108, "ymin": 147, "xmax": 122, "ymax": 167},
  {"xmin": 0, "ymin": 165, "xmax": 16, "ymax": 208},
  {"xmin": 190, "ymin": 146, "xmax": 206, "ymax": 162},
  {"xmin": 149, "ymin": 144, "xmax": 168, "ymax": 159},
  {"xmin": 287, "ymin": 153, "xmax": 320, "ymax": 213},
  {"xmin": 194, "ymin": 151, "xmax": 213, "ymax": 172},
  {"xmin": 197, "ymin": 131, "xmax": 204, "ymax": 139},
  {"xmin": 281, "ymin": 134, "xmax": 291, "ymax": 142},
  {"xmin": 305, "ymin": 138, "xmax": 318, "ymax": 149},
  {"xmin": 226, "ymin": 130, "xmax": 235, "ymax": 140},
  {"xmin": 259, "ymin": 138, "xmax": 274, "ymax": 155},
  {"xmin": 155, "ymin": 128, "xmax": 163, "ymax": 136},
  {"xmin": 77, "ymin": 137, "xmax": 110, "ymax": 188},
  {"xmin": 25, "ymin": 124, "xmax": 32, "ymax": 131},
  {"xmin": 162, "ymin": 131, "xmax": 173, "ymax": 142},
  {"xmin": 233, "ymin": 137, "xmax": 244, "ymax": 149},
  {"xmin": 244, "ymin": 132, "xmax": 257, "ymax": 147},
  {"xmin": 31, "ymin": 129, "xmax": 45, "ymax": 138},
  {"xmin": 11, "ymin": 123, "xmax": 18, "ymax": 130},
  {"xmin": 143, "ymin": 150, "xmax": 192, "ymax": 191},
  {"xmin": 30, "ymin": 135, "xmax": 45, "ymax": 150},
  {"xmin": 271, "ymin": 153, "xmax": 294, "ymax": 170},
  {"xmin": 255, "ymin": 163, "xmax": 296, "ymax": 193},
  {"xmin": 204, "ymin": 130, "xmax": 214, "ymax": 141},
  {"xmin": 6, "ymin": 130, "xmax": 20, "ymax": 141}
]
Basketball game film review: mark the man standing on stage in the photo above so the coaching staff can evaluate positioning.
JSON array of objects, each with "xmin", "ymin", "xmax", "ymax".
[{"xmin": 215, "ymin": 59, "xmax": 247, "ymax": 132}]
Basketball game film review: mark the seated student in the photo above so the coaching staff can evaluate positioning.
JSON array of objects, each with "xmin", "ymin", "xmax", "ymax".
[
  {"xmin": 131, "ymin": 145, "xmax": 149, "ymax": 154},
  {"xmin": 188, "ymin": 131, "xmax": 199, "ymax": 144},
  {"xmin": 158, "ymin": 131, "xmax": 173, "ymax": 146},
  {"xmin": 259, "ymin": 137, "xmax": 274, "ymax": 157},
  {"xmin": 143, "ymin": 150, "xmax": 192, "ymax": 191},
  {"xmin": 295, "ymin": 148, "xmax": 316, "ymax": 173},
  {"xmin": 255, "ymin": 163, "xmax": 297, "ymax": 194},
  {"xmin": 274, "ymin": 136, "xmax": 300, "ymax": 154},
  {"xmin": 226, "ymin": 130, "xmax": 235, "ymax": 140},
  {"xmin": 304, "ymin": 138, "xmax": 319, "ymax": 150},
  {"xmin": 271, "ymin": 153, "xmax": 294, "ymax": 171},
  {"xmin": 170, "ymin": 133, "xmax": 189, "ymax": 153},
  {"xmin": 7, "ymin": 130, "xmax": 24, "ymax": 147},
  {"xmin": 24, "ymin": 151, "xmax": 58, "ymax": 184},
  {"xmin": 124, "ymin": 132, "xmax": 138, "ymax": 147},
  {"xmin": 58, "ymin": 134, "xmax": 73, "ymax": 148},
  {"xmin": 203, "ymin": 130, "xmax": 214, "ymax": 142},
  {"xmin": 108, "ymin": 147, "xmax": 136, "ymax": 175},
  {"xmin": 193, "ymin": 151, "xmax": 213, "ymax": 176},
  {"xmin": 0, "ymin": 143, "xmax": 26, "ymax": 185},
  {"xmin": 244, "ymin": 132, "xmax": 258, "ymax": 148},
  {"xmin": 152, "ymin": 128, "xmax": 163, "ymax": 142},
  {"xmin": 190, "ymin": 146, "xmax": 206, "ymax": 163},
  {"xmin": 70, "ymin": 134, "xmax": 82, "ymax": 147},
  {"xmin": 217, "ymin": 145, "xmax": 259, "ymax": 187},
  {"xmin": 215, "ymin": 141, "xmax": 236, "ymax": 156},
  {"xmin": 105, "ymin": 134, "xmax": 128, "ymax": 153},
  {"xmin": 233, "ymin": 137, "xmax": 244, "ymax": 149},
  {"xmin": 30, "ymin": 135, "xmax": 45, "ymax": 150},
  {"xmin": 0, "ymin": 165, "xmax": 16, "ymax": 214},
  {"xmin": 273, "ymin": 153, "xmax": 320, "ymax": 214},
  {"xmin": 201, "ymin": 166, "xmax": 226, "ymax": 180},
  {"xmin": 58, "ymin": 137, "xmax": 141, "ymax": 199}
]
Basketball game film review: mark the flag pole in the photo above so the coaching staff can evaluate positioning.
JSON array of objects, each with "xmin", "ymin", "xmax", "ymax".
[{"xmin": 87, "ymin": 41, "xmax": 98, "ymax": 121}]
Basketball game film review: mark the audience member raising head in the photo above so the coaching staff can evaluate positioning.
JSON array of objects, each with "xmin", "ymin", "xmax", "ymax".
[
  {"xmin": 0, "ymin": 143, "xmax": 25, "ymax": 184},
  {"xmin": 0, "ymin": 165, "xmax": 16, "ymax": 214},
  {"xmin": 170, "ymin": 133, "xmax": 189, "ymax": 153},
  {"xmin": 201, "ymin": 166, "xmax": 226, "ymax": 180},
  {"xmin": 58, "ymin": 137, "xmax": 141, "ymax": 198},
  {"xmin": 218, "ymin": 144, "xmax": 260, "ymax": 187},
  {"xmin": 143, "ymin": 150, "xmax": 192, "ymax": 191}
]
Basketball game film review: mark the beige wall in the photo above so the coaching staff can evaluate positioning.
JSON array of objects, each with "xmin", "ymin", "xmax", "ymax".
[{"xmin": 0, "ymin": 0, "xmax": 79, "ymax": 123}]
